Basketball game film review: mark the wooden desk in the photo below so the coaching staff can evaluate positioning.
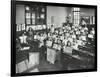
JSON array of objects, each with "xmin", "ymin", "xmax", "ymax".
[
  {"xmin": 78, "ymin": 45, "xmax": 95, "ymax": 53},
  {"xmin": 16, "ymin": 47, "xmax": 30, "ymax": 64},
  {"xmin": 73, "ymin": 49, "xmax": 94, "ymax": 57},
  {"xmin": 62, "ymin": 52, "xmax": 95, "ymax": 70},
  {"xmin": 63, "ymin": 52, "xmax": 83, "ymax": 61}
]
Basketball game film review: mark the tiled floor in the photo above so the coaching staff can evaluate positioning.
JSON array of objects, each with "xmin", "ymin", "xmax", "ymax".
[{"xmin": 38, "ymin": 59, "xmax": 62, "ymax": 72}]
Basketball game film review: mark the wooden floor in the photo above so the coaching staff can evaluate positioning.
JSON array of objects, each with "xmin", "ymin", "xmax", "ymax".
[
  {"xmin": 16, "ymin": 55, "xmax": 62, "ymax": 73},
  {"xmin": 16, "ymin": 47, "xmax": 95, "ymax": 73},
  {"xmin": 16, "ymin": 59, "xmax": 39, "ymax": 73}
]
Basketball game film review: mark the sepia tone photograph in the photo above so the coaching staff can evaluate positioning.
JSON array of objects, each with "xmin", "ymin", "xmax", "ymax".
[{"xmin": 11, "ymin": 0, "xmax": 97, "ymax": 76}]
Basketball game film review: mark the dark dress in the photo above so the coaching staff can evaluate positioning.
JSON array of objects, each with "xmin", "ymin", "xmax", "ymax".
[
  {"xmin": 29, "ymin": 40, "xmax": 39, "ymax": 52},
  {"xmin": 39, "ymin": 45, "xmax": 47, "ymax": 63}
]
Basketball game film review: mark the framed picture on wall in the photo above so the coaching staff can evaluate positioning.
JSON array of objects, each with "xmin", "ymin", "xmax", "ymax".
[{"xmin": 11, "ymin": 0, "xmax": 97, "ymax": 76}]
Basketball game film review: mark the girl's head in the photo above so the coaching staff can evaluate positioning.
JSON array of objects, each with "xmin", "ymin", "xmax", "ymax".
[
  {"xmin": 67, "ymin": 41, "xmax": 71, "ymax": 46},
  {"xmin": 28, "ymin": 27, "xmax": 33, "ymax": 31}
]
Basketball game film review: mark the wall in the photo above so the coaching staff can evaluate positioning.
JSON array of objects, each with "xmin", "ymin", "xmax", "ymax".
[
  {"xmin": 16, "ymin": 4, "xmax": 25, "ymax": 24},
  {"xmin": 47, "ymin": 6, "xmax": 68, "ymax": 28},
  {"xmin": 67, "ymin": 7, "xmax": 73, "ymax": 23},
  {"xmin": 16, "ymin": 5, "xmax": 68, "ymax": 27},
  {"xmin": 80, "ymin": 8, "xmax": 95, "ymax": 16}
]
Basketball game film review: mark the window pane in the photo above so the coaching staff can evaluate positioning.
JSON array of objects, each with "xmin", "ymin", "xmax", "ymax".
[{"xmin": 73, "ymin": 7, "xmax": 80, "ymax": 25}]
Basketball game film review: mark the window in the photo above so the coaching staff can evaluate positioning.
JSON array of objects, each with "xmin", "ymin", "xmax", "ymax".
[{"xmin": 73, "ymin": 8, "xmax": 80, "ymax": 25}]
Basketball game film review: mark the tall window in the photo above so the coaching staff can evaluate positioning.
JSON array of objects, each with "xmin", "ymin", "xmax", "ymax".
[{"xmin": 73, "ymin": 8, "xmax": 80, "ymax": 25}]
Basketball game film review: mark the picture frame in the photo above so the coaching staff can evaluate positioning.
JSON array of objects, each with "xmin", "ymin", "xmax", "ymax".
[{"xmin": 11, "ymin": 0, "xmax": 97, "ymax": 76}]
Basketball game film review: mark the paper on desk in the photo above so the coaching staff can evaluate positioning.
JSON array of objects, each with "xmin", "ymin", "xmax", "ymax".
[{"xmin": 21, "ymin": 47, "xmax": 30, "ymax": 50}]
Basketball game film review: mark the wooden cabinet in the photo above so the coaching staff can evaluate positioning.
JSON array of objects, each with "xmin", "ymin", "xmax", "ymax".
[{"xmin": 25, "ymin": 5, "xmax": 46, "ymax": 25}]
